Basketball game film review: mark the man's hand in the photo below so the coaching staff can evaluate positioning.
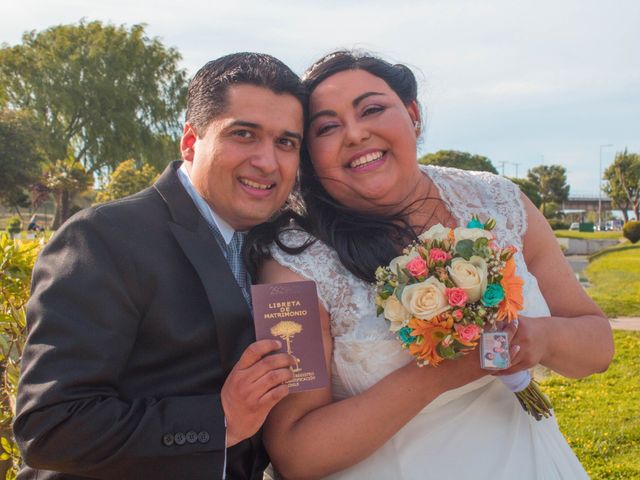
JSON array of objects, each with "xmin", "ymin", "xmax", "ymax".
[{"xmin": 221, "ymin": 339, "xmax": 295, "ymax": 447}]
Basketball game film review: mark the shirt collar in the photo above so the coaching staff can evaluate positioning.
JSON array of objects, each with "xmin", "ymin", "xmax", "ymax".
[{"xmin": 177, "ymin": 163, "xmax": 236, "ymax": 244}]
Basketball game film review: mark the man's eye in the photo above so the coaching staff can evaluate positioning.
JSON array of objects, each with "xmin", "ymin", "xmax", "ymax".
[
  {"xmin": 362, "ymin": 105, "xmax": 385, "ymax": 116},
  {"xmin": 277, "ymin": 137, "xmax": 298, "ymax": 150},
  {"xmin": 232, "ymin": 130, "xmax": 254, "ymax": 139}
]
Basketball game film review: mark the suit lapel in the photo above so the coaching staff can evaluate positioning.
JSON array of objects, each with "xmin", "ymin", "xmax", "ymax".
[{"xmin": 154, "ymin": 162, "xmax": 255, "ymax": 374}]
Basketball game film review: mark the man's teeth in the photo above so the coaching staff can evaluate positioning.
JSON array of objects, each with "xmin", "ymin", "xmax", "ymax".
[
  {"xmin": 350, "ymin": 151, "xmax": 384, "ymax": 168},
  {"xmin": 240, "ymin": 179, "xmax": 273, "ymax": 190}
]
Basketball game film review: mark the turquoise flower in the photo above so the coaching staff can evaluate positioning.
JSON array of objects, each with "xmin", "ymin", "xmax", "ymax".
[
  {"xmin": 397, "ymin": 327, "xmax": 416, "ymax": 344},
  {"xmin": 467, "ymin": 218, "xmax": 484, "ymax": 229},
  {"xmin": 482, "ymin": 283, "xmax": 505, "ymax": 307}
]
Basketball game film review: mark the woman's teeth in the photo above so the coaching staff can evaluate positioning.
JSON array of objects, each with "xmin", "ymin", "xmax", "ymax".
[{"xmin": 350, "ymin": 151, "xmax": 384, "ymax": 168}]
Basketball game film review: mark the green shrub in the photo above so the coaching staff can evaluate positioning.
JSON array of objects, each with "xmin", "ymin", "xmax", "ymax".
[
  {"xmin": 5, "ymin": 218, "xmax": 21, "ymax": 236},
  {"xmin": 0, "ymin": 234, "xmax": 43, "ymax": 478},
  {"xmin": 623, "ymin": 221, "xmax": 640, "ymax": 244},
  {"xmin": 547, "ymin": 219, "xmax": 570, "ymax": 230}
]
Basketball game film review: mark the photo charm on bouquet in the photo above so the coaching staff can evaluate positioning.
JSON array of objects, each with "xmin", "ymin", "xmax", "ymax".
[
  {"xmin": 374, "ymin": 216, "xmax": 553, "ymax": 420},
  {"xmin": 480, "ymin": 331, "xmax": 511, "ymax": 370}
]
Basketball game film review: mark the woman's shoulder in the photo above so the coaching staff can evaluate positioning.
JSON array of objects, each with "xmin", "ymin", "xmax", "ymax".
[{"xmin": 420, "ymin": 164, "xmax": 527, "ymax": 246}]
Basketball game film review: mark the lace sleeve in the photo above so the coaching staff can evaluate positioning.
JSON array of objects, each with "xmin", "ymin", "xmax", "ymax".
[{"xmin": 423, "ymin": 165, "xmax": 527, "ymax": 250}]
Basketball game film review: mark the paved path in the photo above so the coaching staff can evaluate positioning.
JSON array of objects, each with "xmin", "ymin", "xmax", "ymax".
[{"xmin": 609, "ymin": 317, "xmax": 640, "ymax": 331}]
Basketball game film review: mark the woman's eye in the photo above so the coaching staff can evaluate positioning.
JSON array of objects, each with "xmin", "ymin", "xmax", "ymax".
[
  {"xmin": 316, "ymin": 124, "xmax": 338, "ymax": 136},
  {"xmin": 362, "ymin": 105, "xmax": 385, "ymax": 116}
]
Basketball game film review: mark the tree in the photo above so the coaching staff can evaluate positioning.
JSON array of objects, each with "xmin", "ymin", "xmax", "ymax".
[
  {"xmin": 0, "ymin": 110, "xmax": 46, "ymax": 212},
  {"xmin": 97, "ymin": 160, "xmax": 159, "ymax": 203},
  {"xmin": 0, "ymin": 21, "xmax": 187, "ymax": 225},
  {"xmin": 526, "ymin": 165, "xmax": 570, "ymax": 218},
  {"xmin": 419, "ymin": 150, "xmax": 498, "ymax": 174},
  {"xmin": 40, "ymin": 157, "xmax": 93, "ymax": 229},
  {"xmin": 509, "ymin": 177, "xmax": 541, "ymax": 208},
  {"xmin": 603, "ymin": 150, "xmax": 640, "ymax": 222}
]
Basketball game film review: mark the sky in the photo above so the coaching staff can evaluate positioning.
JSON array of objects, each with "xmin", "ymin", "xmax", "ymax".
[{"xmin": 2, "ymin": 0, "xmax": 639, "ymax": 196}]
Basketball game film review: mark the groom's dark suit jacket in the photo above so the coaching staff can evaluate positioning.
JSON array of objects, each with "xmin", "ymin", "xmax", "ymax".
[{"xmin": 13, "ymin": 162, "xmax": 267, "ymax": 479}]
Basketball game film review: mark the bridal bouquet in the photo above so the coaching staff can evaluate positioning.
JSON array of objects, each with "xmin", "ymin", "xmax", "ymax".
[{"xmin": 374, "ymin": 217, "xmax": 552, "ymax": 420}]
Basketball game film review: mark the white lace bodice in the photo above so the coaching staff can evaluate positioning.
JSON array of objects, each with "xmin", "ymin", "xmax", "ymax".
[{"xmin": 269, "ymin": 165, "xmax": 550, "ymax": 400}]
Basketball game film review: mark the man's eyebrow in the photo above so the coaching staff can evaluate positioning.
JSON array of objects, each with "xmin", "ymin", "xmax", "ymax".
[
  {"xmin": 282, "ymin": 130, "xmax": 303, "ymax": 142},
  {"xmin": 227, "ymin": 120, "xmax": 302, "ymax": 142},
  {"xmin": 309, "ymin": 91, "xmax": 386, "ymax": 125},
  {"xmin": 227, "ymin": 120, "xmax": 260, "ymax": 129}
]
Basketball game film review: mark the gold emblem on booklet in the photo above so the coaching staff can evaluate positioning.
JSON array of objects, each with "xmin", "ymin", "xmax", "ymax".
[{"xmin": 252, "ymin": 281, "xmax": 329, "ymax": 393}]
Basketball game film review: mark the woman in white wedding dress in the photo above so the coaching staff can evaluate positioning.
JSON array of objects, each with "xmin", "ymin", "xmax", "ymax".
[{"xmin": 252, "ymin": 51, "xmax": 613, "ymax": 479}]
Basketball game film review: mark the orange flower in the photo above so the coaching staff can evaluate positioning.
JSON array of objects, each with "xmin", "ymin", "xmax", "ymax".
[
  {"xmin": 407, "ymin": 316, "xmax": 451, "ymax": 366},
  {"xmin": 497, "ymin": 257, "xmax": 524, "ymax": 322}
]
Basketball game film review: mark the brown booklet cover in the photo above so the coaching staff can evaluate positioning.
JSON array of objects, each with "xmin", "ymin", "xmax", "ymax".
[{"xmin": 251, "ymin": 281, "xmax": 329, "ymax": 393}]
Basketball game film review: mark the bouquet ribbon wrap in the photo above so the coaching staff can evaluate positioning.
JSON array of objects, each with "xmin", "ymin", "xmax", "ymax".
[{"xmin": 499, "ymin": 371, "xmax": 531, "ymax": 393}]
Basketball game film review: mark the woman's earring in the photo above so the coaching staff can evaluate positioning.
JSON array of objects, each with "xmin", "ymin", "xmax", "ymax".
[{"xmin": 414, "ymin": 121, "xmax": 421, "ymax": 133}]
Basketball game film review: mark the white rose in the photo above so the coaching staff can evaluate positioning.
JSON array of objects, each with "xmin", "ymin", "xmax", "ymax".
[
  {"xmin": 401, "ymin": 277, "xmax": 450, "ymax": 320},
  {"xmin": 389, "ymin": 251, "xmax": 420, "ymax": 274},
  {"xmin": 418, "ymin": 224, "xmax": 452, "ymax": 242},
  {"xmin": 447, "ymin": 256, "xmax": 488, "ymax": 302},
  {"xmin": 454, "ymin": 227, "xmax": 493, "ymax": 243},
  {"xmin": 383, "ymin": 295, "xmax": 411, "ymax": 332}
]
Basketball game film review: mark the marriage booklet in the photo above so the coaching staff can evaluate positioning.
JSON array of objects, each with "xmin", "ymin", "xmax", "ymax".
[{"xmin": 251, "ymin": 281, "xmax": 329, "ymax": 393}]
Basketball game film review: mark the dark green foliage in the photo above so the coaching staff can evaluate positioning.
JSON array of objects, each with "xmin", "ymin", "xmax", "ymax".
[
  {"xmin": 527, "ymin": 165, "xmax": 570, "ymax": 218},
  {"xmin": 509, "ymin": 177, "xmax": 542, "ymax": 208},
  {"xmin": 0, "ymin": 110, "xmax": 46, "ymax": 209},
  {"xmin": 547, "ymin": 219, "xmax": 571, "ymax": 230},
  {"xmin": 5, "ymin": 218, "xmax": 21, "ymax": 235},
  {"xmin": 418, "ymin": 150, "xmax": 498, "ymax": 174},
  {"xmin": 623, "ymin": 221, "xmax": 640, "ymax": 244},
  {"xmin": 603, "ymin": 150, "xmax": 640, "ymax": 222}
]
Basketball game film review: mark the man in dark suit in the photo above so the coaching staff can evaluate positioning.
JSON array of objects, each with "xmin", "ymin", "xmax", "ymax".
[{"xmin": 13, "ymin": 53, "xmax": 306, "ymax": 479}]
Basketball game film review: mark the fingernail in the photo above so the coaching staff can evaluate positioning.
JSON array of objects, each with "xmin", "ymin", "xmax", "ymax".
[{"xmin": 512, "ymin": 345, "xmax": 521, "ymax": 355}]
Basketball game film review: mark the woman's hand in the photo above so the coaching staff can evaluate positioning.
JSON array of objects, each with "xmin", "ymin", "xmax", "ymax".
[{"xmin": 494, "ymin": 316, "xmax": 550, "ymax": 376}]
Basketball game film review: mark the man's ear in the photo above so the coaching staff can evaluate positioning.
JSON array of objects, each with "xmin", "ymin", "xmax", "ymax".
[{"xmin": 180, "ymin": 123, "xmax": 197, "ymax": 162}]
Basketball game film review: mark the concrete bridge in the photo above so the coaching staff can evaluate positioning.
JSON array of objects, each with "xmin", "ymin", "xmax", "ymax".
[{"xmin": 561, "ymin": 195, "xmax": 612, "ymax": 213}]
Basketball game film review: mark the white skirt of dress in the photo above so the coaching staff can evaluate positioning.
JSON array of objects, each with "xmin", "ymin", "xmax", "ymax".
[{"xmin": 324, "ymin": 376, "xmax": 589, "ymax": 480}]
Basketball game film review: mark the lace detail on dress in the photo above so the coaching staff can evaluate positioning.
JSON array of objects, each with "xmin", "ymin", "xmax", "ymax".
[
  {"xmin": 269, "ymin": 228, "xmax": 369, "ymax": 337},
  {"xmin": 422, "ymin": 164, "xmax": 527, "ymax": 250}
]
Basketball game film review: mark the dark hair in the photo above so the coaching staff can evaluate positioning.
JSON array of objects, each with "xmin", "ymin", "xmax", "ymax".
[
  {"xmin": 247, "ymin": 51, "xmax": 434, "ymax": 283},
  {"xmin": 186, "ymin": 52, "xmax": 307, "ymax": 134}
]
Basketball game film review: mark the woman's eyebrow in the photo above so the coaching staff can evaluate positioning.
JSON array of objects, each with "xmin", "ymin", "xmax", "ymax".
[
  {"xmin": 309, "ymin": 92, "xmax": 386, "ymax": 125},
  {"xmin": 352, "ymin": 91, "xmax": 385, "ymax": 107}
]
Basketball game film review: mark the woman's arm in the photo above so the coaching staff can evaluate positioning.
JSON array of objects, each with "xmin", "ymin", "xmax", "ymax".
[
  {"xmin": 259, "ymin": 259, "xmax": 488, "ymax": 479},
  {"xmin": 503, "ymin": 194, "xmax": 614, "ymax": 379}
]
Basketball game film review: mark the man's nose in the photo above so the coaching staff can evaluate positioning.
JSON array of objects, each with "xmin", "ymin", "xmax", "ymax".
[{"xmin": 249, "ymin": 141, "xmax": 278, "ymax": 174}]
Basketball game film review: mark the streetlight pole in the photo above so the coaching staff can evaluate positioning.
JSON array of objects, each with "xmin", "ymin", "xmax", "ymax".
[{"xmin": 598, "ymin": 144, "xmax": 613, "ymax": 230}]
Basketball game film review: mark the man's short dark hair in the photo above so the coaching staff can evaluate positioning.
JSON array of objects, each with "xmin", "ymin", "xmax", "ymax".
[{"xmin": 186, "ymin": 52, "xmax": 306, "ymax": 134}]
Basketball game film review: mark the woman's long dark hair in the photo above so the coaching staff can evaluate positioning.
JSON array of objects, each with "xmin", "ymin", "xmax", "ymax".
[{"xmin": 246, "ymin": 50, "xmax": 434, "ymax": 282}]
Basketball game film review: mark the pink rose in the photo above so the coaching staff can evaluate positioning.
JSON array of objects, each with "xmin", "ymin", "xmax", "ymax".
[
  {"xmin": 429, "ymin": 248, "xmax": 451, "ymax": 263},
  {"xmin": 455, "ymin": 323, "xmax": 481, "ymax": 343},
  {"xmin": 406, "ymin": 257, "xmax": 428, "ymax": 277},
  {"xmin": 453, "ymin": 309, "xmax": 464, "ymax": 320},
  {"xmin": 446, "ymin": 287, "xmax": 468, "ymax": 307}
]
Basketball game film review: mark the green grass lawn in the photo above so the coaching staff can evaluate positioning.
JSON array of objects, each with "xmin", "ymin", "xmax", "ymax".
[
  {"xmin": 541, "ymin": 330, "xmax": 640, "ymax": 479},
  {"xmin": 555, "ymin": 230, "xmax": 623, "ymax": 240},
  {"xmin": 584, "ymin": 244, "xmax": 640, "ymax": 317}
]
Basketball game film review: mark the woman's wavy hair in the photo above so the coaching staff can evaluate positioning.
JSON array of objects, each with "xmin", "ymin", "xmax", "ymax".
[{"xmin": 246, "ymin": 50, "xmax": 429, "ymax": 282}]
